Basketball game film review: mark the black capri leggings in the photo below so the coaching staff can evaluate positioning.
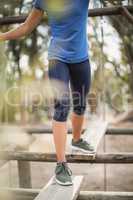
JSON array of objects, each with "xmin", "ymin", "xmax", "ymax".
[{"xmin": 48, "ymin": 59, "xmax": 91, "ymax": 122}]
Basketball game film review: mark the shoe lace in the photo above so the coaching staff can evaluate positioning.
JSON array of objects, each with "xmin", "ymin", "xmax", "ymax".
[
  {"xmin": 56, "ymin": 162, "xmax": 72, "ymax": 176},
  {"xmin": 80, "ymin": 138, "xmax": 91, "ymax": 147}
]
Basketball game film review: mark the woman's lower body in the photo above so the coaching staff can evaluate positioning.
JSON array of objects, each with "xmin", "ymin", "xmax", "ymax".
[{"xmin": 48, "ymin": 59, "xmax": 94, "ymax": 185}]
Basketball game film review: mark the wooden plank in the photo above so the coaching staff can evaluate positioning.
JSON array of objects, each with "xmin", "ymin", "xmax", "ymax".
[
  {"xmin": 26, "ymin": 126, "xmax": 133, "ymax": 135},
  {"xmin": 0, "ymin": 6, "xmax": 133, "ymax": 26},
  {"xmin": 0, "ymin": 151, "xmax": 133, "ymax": 164},
  {"xmin": 0, "ymin": 125, "xmax": 133, "ymax": 135},
  {"xmin": 78, "ymin": 191, "xmax": 133, "ymax": 200},
  {"xmin": 1, "ymin": 189, "xmax": 133, "ymax": 200},
  {"xmin": 81, "ymin": 120, "xmax": 108, "ymax": 155},
  {"xmin": 0, "ymin": 188, "xmax": 39, "ymax": 200},
  {"xmin": 34, "ymin": 176, "xmax": 83, "ymax": 200},
  {"xmin": 107, "ymin": 127, "xmax": 133, "ymax": 135}
]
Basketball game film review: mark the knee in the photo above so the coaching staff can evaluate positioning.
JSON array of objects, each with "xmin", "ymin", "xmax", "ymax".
[
  {"xmin": 53, "ymin": 97, "xmax": 71, "ymax": 122},
  {"xmin": 72, "ymin": 91, "xmax": 87, "ymax": 116},
  {"xmin": 73, "ymin": 104, "xmax": 86, "ymax": 115}
]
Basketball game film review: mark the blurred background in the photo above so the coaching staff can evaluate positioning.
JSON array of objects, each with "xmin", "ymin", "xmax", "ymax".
[
  {"xmin": 0, "ymin": 0, "xmax": 133, "ymax": 193},
  {"xmin": 0, "ymin": 0, "xmax": 132, "ymax": 124}
]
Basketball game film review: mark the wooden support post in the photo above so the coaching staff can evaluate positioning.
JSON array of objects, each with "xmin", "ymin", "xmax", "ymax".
[
  {"xmin": 17, "ymin": 141, "xmax": 32, "ymax": 188},
  {"xmin": 121, "ymin": 6, "xmax": 133, "ymax": 24},
  {"xmin": 18, "ymin": 160, "xmax": 32, "ymax": 188},
  {"xmin": 17, "ymin": 135, "xmax": 32, "ymax": 188}
]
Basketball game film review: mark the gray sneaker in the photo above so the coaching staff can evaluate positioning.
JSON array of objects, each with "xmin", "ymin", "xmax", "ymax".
[
  {"xmin": 71, "ymin": 138, "xmax": 95, "ymax": 154},
  {"xmin": 55, "ymin": 162, "xmax": 73, "ymax": 186}
]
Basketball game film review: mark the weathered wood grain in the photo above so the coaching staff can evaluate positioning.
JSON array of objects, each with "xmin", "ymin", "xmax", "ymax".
[
  {"xmin": 18, "ymin": 160, "xmax": 32, "ymax": 188},
  {"xmin": 34, "ymin": 176, "xmax": 83, "ymax": 200},
  {"xmin": 82, "ymin": 120, "xmax": 108, "ymax": 154},
  {"xmin": 0, "ymin": 125, "xmax": 131, "ymax": 136},
  {"xmin": 0, "ymin": 188, "xmax": 133, "ymax": 200},
  {"xmin": 25, "ymin": 126, "xmax": 133, "ymax": 135},
  {"xmin": 78, "ymin": 191, "xmax": 133, "ymax": 200},
  {"xmin": 0, "ymin": 151, "xmax": 133, "ymax": 163}
]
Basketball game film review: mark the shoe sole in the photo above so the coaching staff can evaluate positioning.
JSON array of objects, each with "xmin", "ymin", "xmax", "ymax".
[
  {"xmin": 71, "ymin": 145, "xmax": 95, "ymax": 154},
  {"xmin": 55, "ymin": 178, "xmax": 73, "ymax": 186}
]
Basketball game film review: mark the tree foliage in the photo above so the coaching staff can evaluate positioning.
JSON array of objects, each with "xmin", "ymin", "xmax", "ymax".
[{"xmin": 0, "ymin": 0, "xmax": 133, "ymax": 122}]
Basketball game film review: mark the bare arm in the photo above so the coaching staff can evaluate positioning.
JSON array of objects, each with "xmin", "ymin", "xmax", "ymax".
[{"xmin": 0, "ymin": 8, "xmax": 44, "ymax": 41}]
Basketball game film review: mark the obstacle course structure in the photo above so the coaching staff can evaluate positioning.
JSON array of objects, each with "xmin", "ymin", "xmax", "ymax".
[
  {"xmin": 0, "ymin": 123, "xmax": 133, "ymax": 200},
  {"xmin": 0, "ymin": 3, "xmax": 133, "ymax": 200}
]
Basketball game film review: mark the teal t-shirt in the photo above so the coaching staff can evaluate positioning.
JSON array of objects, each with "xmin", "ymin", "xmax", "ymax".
[{"xmin": 33, "ymin": 0, "xmax": 90, "ymax": 63}]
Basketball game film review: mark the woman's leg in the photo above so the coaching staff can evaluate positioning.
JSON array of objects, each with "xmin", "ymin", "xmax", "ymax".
[
  {"xmin": 52, "ymin": 121, "xmax": 67, "ymax": 162},
  {"xmin": 69, "ymin": 59, "xmax": 91, "ymax": 141},
  {"xmin": 71, "ymin": 113, "xmax": 84, "ymax": 142},
  {"xmin": 48, "ymin": 60, "xmax": 70, "ymax": 162}
]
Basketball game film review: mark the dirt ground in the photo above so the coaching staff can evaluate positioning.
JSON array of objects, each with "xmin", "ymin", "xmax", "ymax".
[{"xmin": 0, "ymin": 122, "xmax": 133, "ymax": 192}]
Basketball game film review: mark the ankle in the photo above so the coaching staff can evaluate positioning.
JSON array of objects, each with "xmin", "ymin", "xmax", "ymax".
[
  {"xmin": 57, "ymin": 160, "xmax": 67, "ymax": 164},
  {"xmin": 73, "ymin": 138, "xmax": 80, "ymax": 143}
]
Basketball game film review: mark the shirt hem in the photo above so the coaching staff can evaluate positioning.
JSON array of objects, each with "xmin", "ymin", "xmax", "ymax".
[{"xmin": 48, "ymin": 55, "xmax": 89, "ymax": 64}]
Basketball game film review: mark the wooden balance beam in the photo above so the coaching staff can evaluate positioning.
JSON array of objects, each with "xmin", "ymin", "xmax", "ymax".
[
  {"xmin": 34, "ymin": 176, "xmax": 83, "ymax": 200},
  {"xmin": 0, "ymin": 188, "xmax": 133, "ymax": 200},
  {"xmin": 81, "ymin": 121, "xmax": 108, "ymax": 154}
]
